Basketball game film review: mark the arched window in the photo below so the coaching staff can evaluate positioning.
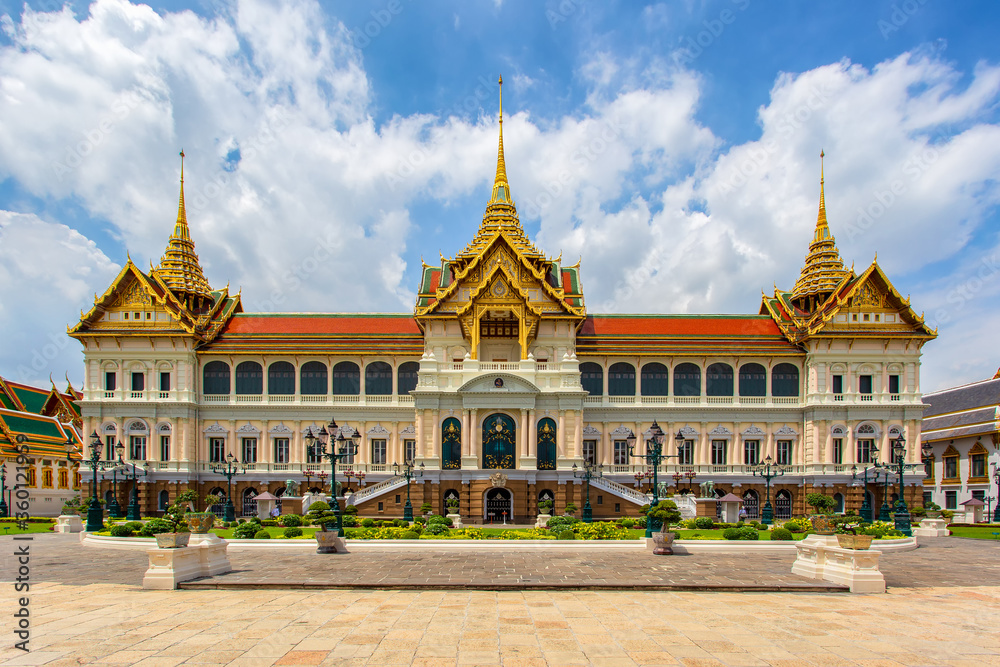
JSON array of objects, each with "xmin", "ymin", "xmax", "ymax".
[
  {"xmin": 203, "ymin": 361, "xmax": 230, "ymax": 395},
  {"xmin": 640, "ymin": 363, "xmax": 668, "ymax": 396},
  {"xmin": 397, "ymin": 362, "xmax": 419, "ymax": 395},
  {"xmin": 242, "ymin": 487, "xmax": 258, "ymax": 517},
  {"xmin": 771, "ymin": 363, "xmax": 800, "ymax": 397},
  {"xmin": 738, "ymin": 363, "xmax": 766, "ymax": 396},
  {"xmin": 332, "ymin": 361, "xmax": 360, "ymax": 395},
  {"xmin": 267, "ymin": 361, "xmax": 295, "ymax": 395},
  {"xmin": 673, "ymin": 363, "xmax": 701, "ymax": 396},
  {"xmin": 775, "ymin": 490, "xmax": 793, "ymax": 519},
  {"xmin": 742, "ymin": 490, "xmax": 759, "ymax": 519},
  {"xmin": 441, "ymin": 417, "xmax": 461, "ymax": 469},
  {"xmin": 537, "ymin": 418, "xmax": 557, "ymax": 470},
  {"xmin": 158, "ymin": 490, "xmax": 170, "ymax": 511},
  {"xmin": 706, "ymin": 363, "xmax": 734, "ymax": 396},
  {"xmin": 580, "ymin": 363, "xmax": 603, "ymax": 396},
  {"xmin": 365, "ymin": 361, "xmax": 392, "ymax": 395},
  {"xmin": 208, "ymin": 487, "xmax": 226, "ymax": 514},
  {"xmin": 235, "ymin": 361, "xmax": 263, "ymax": 395},
  {"xmin": 608, "ymin": 362, "xmax": 636, "ymax": 396},
  {"xmin": 834, "ymin": 492, "xmax": 845, "ymax": 513},
  {"xmin": 300, "ymin": 361, "xmax": 328, "ymax": 395}
]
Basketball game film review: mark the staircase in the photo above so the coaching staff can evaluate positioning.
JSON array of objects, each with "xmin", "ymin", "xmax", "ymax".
[
  {"xmin": 345, "ymin": 476, "xmax": 409, "ymax": 507},
  {"xmin": 591, "ymin": 477, "xmax": 652, "ymax": 506},
  {"xmin": 671, "ymin": 494, "xmax": 697, "ymax": 519}
]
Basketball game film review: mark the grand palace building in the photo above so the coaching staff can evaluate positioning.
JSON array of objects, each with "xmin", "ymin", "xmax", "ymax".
[{"xmin": 65, "ymin": 83, "xmax": 937, "ymax": 523}]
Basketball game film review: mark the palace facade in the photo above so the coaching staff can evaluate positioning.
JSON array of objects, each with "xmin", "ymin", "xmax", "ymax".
[{"xmin": 69, "ymin": 88, "xmax": 937, "ymax": 523}]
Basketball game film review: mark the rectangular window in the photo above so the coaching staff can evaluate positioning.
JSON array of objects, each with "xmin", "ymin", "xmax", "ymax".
[
  {"xmin": 888, "ymin": 375, "xmax": 899, "ymax": 394},
  {"xmin": 395, "ymin": 494, "xmax": 401, "ymax": 504},
  {"xmin": 105, "ymin": 372, "xmax": 116, "ymax": 391},
  {"xmin": 371, "ymin": 439, "xmax": 387, "ymax": 465},
  {"xmin": 241, "ymin": 438, "xmax": 257, "ymax": 464},
  {"xmin": 923, "ymin": 491, "xmax": 933, "ymax": 506},
  {"xmin": 131, "ymin": 372, "xmax": 145, "ymax": 391},
  {"xmin": 971, "ymin": 453, "xmax": 986, "ymax": 478},
  {"xmin": 159, "ymin": 372, "xmax": 171, "ymax": 392},
  {"xmin": 105, "ymin": 435, "xmax": 116, "ymax": 460},
  {"xmin": 833, "ymin": 438, "xmax": 843, "ymax": 465},
  {"xmin": 404, "ymin": 439, "xmax": 416, "ymax": 464},
  {"xmin": 832, "ymin": 375, "xmax": 843, "ymax": 394},
  {"xmin": 972, "ymin": 489, "xmax": 985, "ymax": 501},
  {"xmin": 209, "ymin": 438, "xmax": 225, "ymax": 463},
  {"xmin": 274, "ymin": 438, "xmax": 289, "ymax": 464},
  {"xmin": 743, "ymin": 440, "xmax": 759, "ymax": 465},
  {"xmin": 583, "ymin": 440, "xmax": 597, "ymax": 465},
  {"xmin": 613, "ymin": 440, "xmax": 628, "ymax": 465},
  {"xmin": 944, "ymin": 457, "xmax": 958, "ymax": 480},
  {"xmin": 776, "ymin": 440, "xmax": 791, "ymax": 466},
  {"xmin": 378, "ymin": 501, "xmax": 384, "ymax": 512},
  {"xmin": 924, "ymin": 458, "xmax": 934, "ymax": 480},
  {"xmin": 857, "ymin": 439, "xmax": 874, "ymax": 464},
  {"xmin": 677, "ymin": 440, "xmax": 693, "ymax": 466},
  {"xmin": 614, "ymin": 503, "xmax": 620, "ymax": 513},
  {"xmin": 711, "ymin": 440, "xmax": 727, "ymax": 465},
  {"xmin": 859, "ymin": 375, "xmax": 873, "ymax": 394},
  {"xmin": 160, "ymin": 435, "xmax": 170, "ymax": 461},
  {"xmin": 596, "ymin": 495, "xmax": 603, "ymax": 505},
  {"xmin": 129, "ymin": 436, "xmax": 146, "ymax": 460},
  {"xmin": 945, "ymin": 490, "xmax": 957, "ymax": 510},
  {"xmin": 306, "ymin": 441, "xmax": 322, "ymax": 464}
]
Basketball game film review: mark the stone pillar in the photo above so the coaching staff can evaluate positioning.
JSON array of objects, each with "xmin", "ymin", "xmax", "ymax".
[
  {"xmin": 518, "ymin": 411, "xmax": 528, "ymax": 457},
  {"xmin": 470, "ymin": 409, "xmax": 479, "ymax": 461},
  {"xmin": 557, "ymin": 412, "xmax": 566, "ymax": 458},
  {"xmin": 574, "ymin": 412, "xmax": 583, "ymax": 458},
  {"xmin": 602, "ymin": 421, "xmax": 610, "ymax": 465},
  {"xmin": 462, "ymin": 410, "xmax": 470, "ymax": 456},
  {"xmin": 528, "ymin": 410, "xmax": 537, "ymax": 457},
  {"xmin": 431, "ymin": 412, "xmax": 440, "ymax": 462},
  {"xmin": 358, "ymin": 421, "xmax": 368, "ymax": 465},
  {"xmin": 391, "ymin": 421, "xmax": 400, "ymax": 465}
]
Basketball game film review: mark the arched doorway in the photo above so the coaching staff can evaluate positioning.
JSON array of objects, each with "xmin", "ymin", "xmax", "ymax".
[
  {"xmin": 442, "ymin": 418, "xmax": 461, "ymax": 469},
  {"xmin": 536, "ymin": 418, "xmax": 556, "ymax": 470},
  {"xmin": 775, "ymin": 490, "xmax": 792, "ymax": 519},
  {"xmin": 484, "ymin": 488, "xmax": 513, "ymax": 523},
  {"xmin": 483, "ymin": 413, "xmax": 516, "ymax": 469},
  {"xmin": 208, "ymin": 487, "xmax": 226, "ymax": 515},
  {"xmin": 442, "ymin": 488, "xmax": 460, "ymax": 515},
  {"xmin": 242, "ymin": 488, "xmax": 258, "ymax": 517},
  {"xmin": 742, "ymin": 490, "xmax": 759, "ymax": 519},
  {"xmin": 834, "ymin": 492, "xmax": 845, "ymax": 514}
]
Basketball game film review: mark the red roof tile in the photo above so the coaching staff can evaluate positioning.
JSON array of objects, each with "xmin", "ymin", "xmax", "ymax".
[
  {"xmin": 579, "ymin": 316, "xmax": 785, "ymax": 337},
  {"xmin": 220, "ymin": 315, "xmax": 421, "ymax": 336}
]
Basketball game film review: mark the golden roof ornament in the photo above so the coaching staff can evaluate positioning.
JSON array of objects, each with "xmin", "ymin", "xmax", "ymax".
[
  {"xmin": 153, "ymin": 149, "xmax": 213, "ymax": 304},
  {"xmin": 791, "ymin": 150, "xmax": 849, "ymax": 311}
]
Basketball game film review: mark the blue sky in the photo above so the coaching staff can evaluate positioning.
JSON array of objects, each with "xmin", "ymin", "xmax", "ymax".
[{"xmin": 0, "ymin": 0, "xmax": 999, "ymax": 393}]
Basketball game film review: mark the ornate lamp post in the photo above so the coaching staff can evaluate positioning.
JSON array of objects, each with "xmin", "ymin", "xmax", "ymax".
[
  {"xmin": 876, "ymin": 470, "xmax": 894, "ymax": 522},
  {"xmin": 0, "ymin": 461, "xmax": 8, "ymax": 518},
  {"xmin": 751, "ymin": 454, "xmax": 786, "ymax": 525},
  {"xmin": 850, "ymin": 443, "xmax": 881, "ymax": 523},
  {"xmin": 572, "ymin": 461, "xmax": 603, "ymax": 523},
  {"xmin": 305, "ymin": 419, "xmax": 357, "ymax": 537},
  {"xmin": 210, "ymin": 453, "xmax": 244, "ymax": 522},
  {"xmin": 105, "ymin": 440, "xmax": 126, "ymax": 519},
  {"xmin": 879, "ymin": 434, "xmax": 929, "ymax": 536},
  {"xmin": 634, "ymin": 469, "xmax": 652, "ymax": 490},
  {"xmin": 986, "ymin": 494, "xmax": 996, "ymax": 524},
  {"xmin": 993, "ymin": 464, "xmax": 1000, "ymax": 523},
  {"xmin": 626, "ymin": 421, "xmax": 681, "ymax": 537},
  {"xmin": 392, "ymin": 457, "xmax": 425, "ymax": 522},
  {"xmin": 124, "ymin": 461, "xmax": 149, "ymax": 521},
  {"xmin": 344, "ymin": 469, "xmax": 366, "ymax": 491},
  {"xmin": 684, "ymin": 469, "xmax": 697, "ymax": 492},
  {"xmin": 83, "ymin": 431, "xmax": 107, "ymax": 532}
]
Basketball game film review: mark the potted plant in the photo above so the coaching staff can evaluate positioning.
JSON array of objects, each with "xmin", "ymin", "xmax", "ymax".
[
  {"xmin": 537, "ymin": 498, "xmax": 554, "ymax": 516},
  {"xmin": 647, "ymin": 499, "xmax": 682, "ymax": 555},
  {"xmin": 420, "ymin": 502, "xmax": 433, "ymax": 518},
  {"xmin": 924, "ymin": 501, "xmax": 942, "ymax": 519},
  {"xmin": 806, "ymin": 493, "xmax": 836, "ymax": 534},
  {"xmin": 185, "ymin": 493, "xmax": 222, "ymax": 534},
  {"xmin": 157, "ymin": 492, "xmax": 193, "ymax": 548},
  {"xmin": 305, "ymin": 501, "xmax": 340, "ymax": 554},
  {"xmin": 835, "ymin": 521, "xmax": 873, "ymax": 550},
  {"xmin": 564, "ymin": 503, "xmax": 578, "ymax": 517},
  {"xmin": 445, "ymin": 498, "xmax": 460, "ymax": 516}
]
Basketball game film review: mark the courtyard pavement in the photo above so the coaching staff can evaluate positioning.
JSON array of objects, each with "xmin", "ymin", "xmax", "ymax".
[{"xmin": 1, "ymin": 535, "xmax": 998, "ymax": 665}]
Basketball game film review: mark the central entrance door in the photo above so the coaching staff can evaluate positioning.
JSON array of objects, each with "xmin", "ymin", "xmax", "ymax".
[
  {"xmin": 484, "ymin": 488, "xmax": 513, "ymax": 523},
  {"xmin": 483, "ymin": 413, "xmax": 516, "ymax": 469}
]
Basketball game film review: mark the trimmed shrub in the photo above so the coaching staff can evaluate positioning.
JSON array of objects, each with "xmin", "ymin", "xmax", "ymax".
[
  {"xmin": 278, "ymin": 514, "xmax": 302, "ymax": 527},
  {"xmin": 770, "ymin": 527, "xmax": 794, "ymax": 541},
  {"xmin": 427, "ymin": 514, "xmax": 448, "ymax": 524},
  {"xmin": 755, "ymin": 523, "xmax": 769, "ymax": 531},
  {"xmin": 124, "ymin": 521, "xmax": 144, "ymax": 532},
  {"xmin": 261, "ymin": 519, "xmax": 279, "ymax": 527},
  {"xmin": 546, "ymin": 516, "xmax": 579, "ymax": 532},
  {"xmin": 401, "ymin": 530, "xmax": 419, "ymax": 540},
  {"xmin": 283, "ymin": 527, "xmax": 303, "ymax": 538},
  {"xmin": 723, "ymin": 527, "xmax": 740, "ymax": 540},
  {"xmin": 557, "ymin": 530, "xmax": 576, "ymax": 540},
  {"xmin": 394, "ymin": 519, "xmax": 408, "ymax": 527},
  {"xmin": 414, "ymin": 517, "xmax": 426, "ymax": 526},
  {"xmin": 361, "ymin": 518, "xmax": 376, "ymax": 528},
  {"xmin": 344, "ymin": 505, "xmax": 358, "ymax": 515},
  {"xmin": 138, "ymin": 519, "xmax": 173, "ymax": 537},
  {"xmin": 620, "ymin": 518, "xmax": 636, "ymax": 528},
  {"xmin": 109, "ymin": 525, "xmax": 134, "ymax": 537},
  {"xmin": 233, "ymin": 522, "xmax": 260, "ymax": 539},
  {"xmin": 634, "ymin": 515, "xmax": 647, "ymax": 528},
  {"xmin": 694, "ymin": 517, "xmax": 714, "ymax": 530},
  {"xmin": 425, "ymin": 522, "xmax": 449, "ymax": 535},
  {"xmin": 341, "ymin": 515, "xmax": 359, "ymax": 528},
  {"xmin": 253, "ymin": 530, "xmax": 271, "ymax": 539},
  {"xmin": 307, "ymin": 501, "xmax": 330, "ymax": 513}
]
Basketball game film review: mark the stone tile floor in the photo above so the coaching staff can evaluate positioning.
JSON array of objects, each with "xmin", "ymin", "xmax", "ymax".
[{"xmin": 0, "ymin": 535, "xmax": 998, "ymax": 665}]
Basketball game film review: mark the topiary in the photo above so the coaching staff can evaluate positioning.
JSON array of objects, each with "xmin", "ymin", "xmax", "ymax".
[
  {"xmin": 341, "ymin": 515, "xmax": 359, "ymax": 528},
  {"xmin": 737, "ymin": 526, "xmax": 760, "ymax": 540},
  {"xmin": 307, "ymin": 501, "xmax": 330, "ymax": 512},
  {"xmin": 755, "ymin": 523, "xmax": 768, "ymax": 531},
  {"xmin": 420, "ymin": 503, "xmax": 433, "ymax": 514},
  {"xmin": 557, "ymin": 530, "xmax": 576, "ymax": 540},
  {"xmin": 694, "ymin": 517, "xmax": 714, "ymax": 530},
  {"xmin": 343, "ymin": 504, "xmax": 358, "ymax": 515},
  {"xmin": 253, "ymin": 530, "xmax": 271, "ymax": 539},
  {"xmin": 138, "ymin": 518, "xmax": 173, "ymax": 537},
  {"xmin": 278, "ymin": 514, "xmax": 302, "ymax": 527},
  {"xmin": 283, "ymin": 526, "xmax": 303, "ymax": 538},
  {"xmin": 261, "ymin": 519, "xmax": 279, "ymax": 527},
  {"xmin": 770, "ymin": 527, "xmax": 793, "ymax": 541},
  {"xmin": 361, "ymin": 518, "xmax": 376, "ymax": 527},
  {"xmin": 401, "ymin": 530, "xmax": 419, "ymax": 539},
  {"xmin": 109, "ymin": 525, "xmax": 133, "ymax": 537},
  {"xmin": 621, "ymin": 518, "xmax": 636, "ymax": 528},
  {"xmin": 414, "ymin": 517, "xmax": 426, "ymax": 526},
  {"xmin": 723, "ymin": 527, "xmax": 741, "ymax": 540},
  {"xmin": 233, "ymin": 522, "xmax": 260, "ymax": 539}
]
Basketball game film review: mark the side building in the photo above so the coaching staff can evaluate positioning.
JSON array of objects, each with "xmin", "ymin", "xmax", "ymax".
[{"xmin": 69, "ymin": 91, "xmax": 937, "ymax": 523}]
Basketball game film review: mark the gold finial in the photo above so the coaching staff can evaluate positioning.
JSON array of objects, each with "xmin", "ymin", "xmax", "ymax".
[
  {"xmin": 488, "ymin": 75, "xmax": 512, "ymax": 207},
  {"xmin": 498, "ymin": 74, "xmax": 503, "ymax": 124},
  {"xmin": 175, "ymin": 150, "xmax": 189, "ymax": 237}
]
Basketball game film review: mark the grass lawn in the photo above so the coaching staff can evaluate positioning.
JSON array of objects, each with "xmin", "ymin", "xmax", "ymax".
[
  {"xmin": 0, "ymin": 521, "xmax": 56, "ymax": 535},
  {"xmin": 669, "ymin": 528, "xmax": 808, "ymax": 541},
  {"xmin": 209, "ymin": 526, "xmax": 318, "ymax": 539},
  {"xmin": 947, "ymin": 525, "xmax": 1000, "ymax": 540}
]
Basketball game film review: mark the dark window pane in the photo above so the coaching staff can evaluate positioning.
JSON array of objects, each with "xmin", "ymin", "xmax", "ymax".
[
  {"xmin": 365, "ymin": 361, "xmax": 392, "ymax": 395},
  {"xmin": 580, "ymin": 362, "xmax": 603, "ymax": 396},
  {"xmin": 640, "ymin": 363, "xmax": 668, "ymax": 396},
  {"xmin": 235, "ymin": 361, "xmax": 263, "ymax": 395},
  {"xmin": 608, "ymin": 363, "xmax": 635, "ymax": 396},
  {"xmin": 738, "ymin": 363, "xmax": 766, "ymax": 397},
  {"xmin": 203, "ymin": 362, "xmax": 230, "ymax": 395},
  {"xmin": 397, "ymin": 362, "xmax": 420, "ymax": 395},
  {"xmin": 771, "ymin": 363, "xmax": 800, "ymax": 397},
  {"xmin": 674, "ymin": 363, "xmax": 701, "ymax": 396},
  {"xmin": 268, "ymin": 361, "xmax": 295, "ymax": 395},
  {"xmin": 300, "ymin": 361, "xmax": 328, "ymax": 395},
  {"xmin": 332, "ymin": 361, "xmax": 360, "ymax": 395},
  {"xmin": 706, "ymin": 363, "xmax": 734, "ymax": 397}
]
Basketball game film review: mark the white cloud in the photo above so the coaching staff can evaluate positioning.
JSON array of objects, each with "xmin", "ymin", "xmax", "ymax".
[{"xmin": 0, "ymin": 211, "xmax": 118, "ymax": 385}]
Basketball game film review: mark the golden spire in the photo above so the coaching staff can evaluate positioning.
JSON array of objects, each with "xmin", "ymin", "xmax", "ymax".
[
  {"xmin": 791, "ymin": 150, "xmax": 848, "ymax": 311},
  {"xmin": 153, "ymin": 150, "xmax": 213, "ymax": 304},
  {"xmin": 489, "ymin": 74, "xmax": 512, "ymax": 207}
]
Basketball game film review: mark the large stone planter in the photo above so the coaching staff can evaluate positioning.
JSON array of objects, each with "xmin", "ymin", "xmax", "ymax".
[
  {"xmin": 155, "ymin": 532, "xmax": 191, "ymax": 549},
  {"xmin": 315, "ymin": 530, "xmax": 346, "ymax": 554},
  {"xmin": 836, "ymin": 534, "xmax": 873, "ymax": 550},
  {"xmin": 651, "ymin": 530, "xmax": 676, "ymax": 555},
  {"xmin": 185, "ymin": 513, "xmax": 216, "ymax": 534},
  {"xmin": 447, "ymin": 512, "xmax": 464, "ymax": 529},
  {"xmin": 809, "ymin": 515, "xmax": 835, "ymax": 535},
  {"xmin": 534, "ymin": 513, "xmax": 551, "ymax": 529}
]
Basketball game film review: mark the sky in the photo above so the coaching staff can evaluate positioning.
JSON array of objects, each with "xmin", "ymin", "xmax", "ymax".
[{"xmin": 0, "ymin": 0, "xmax": 999, "ymax": 394}]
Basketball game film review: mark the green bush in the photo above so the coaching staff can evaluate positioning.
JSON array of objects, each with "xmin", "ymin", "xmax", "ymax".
[
  {"xmin": 414, "ymin": 517, "xmax": 426, "ymax": 525},
  {"xmin": 427, "ymin": 514, "xmax": 448, "ymax": 524},
  {"xmin": 361, "ymin": 518, "xmax": 376, "ymax": 528},
  {"xmin": 401, "ymin": 530, "xmax": 419, "ymax": 540},
  {"xmin": 634, "ymin": 515, "xmax": 647, "ymax": 528},
  {"xmin": 109, "ymin": 525, "xmax": 134, "ymax": 537},
  {"xmin": 546, "ymin": 516, "xmax": 579, "ymax": 532},
  {"xmin": 770, "ymin": 527, "xmax": 794, "ymax": 541},
  {"xmin": 557, "ymin": 529, "xmax": 576, "ymax": 540},
  {"xmin": 308, "ymin": 501, "xmax": 330, "ymax": 512},
  {"xmin": 394, "ymin": 518, "xmax": 408, "ymax": 527},
  {"xmin": 342, "ymin": 515, "xmax": 359, "ymax": 528},
  {"xmin": 283, "ymin": 527, "xmax": 303, "ymax": 538},
  {"xmin": 620, "ymin": 518, "xmax": 636, "ymax": 528},
  {"xmin": 138, "ymin": 518, "xmax": 174, "ymax": 536},
  {"xmin": 261, "ymin": 519, "xmax": 279, "ymax": 527},
  {"xmin": 755, "ymin": 523, "xmax": 768, "ymax": 531},
  {"xmin": 253, "ymin": 530, "xmax": 271, "ymax": 539},
  {"xmin": 420, "ymin": 503, "xmax": 433, "ymax": 514},
  {"xmin": 344, "ymin": 504, "xmax": 358, "ymax": 515},
  {"xmin": 783, "ymin": 518, "xmax": 810, "ymax": 533},
  {"xmin": 694, "ymin": 517, "xmax": 714, "ymax": 530},
  {"xmin": 124, "ymin": 521, "xmax": 144, "ymax": 532},
  {"xmin": 278, "ymin": 514, "xmax": 302, "ymax": 527},
  {"xmin": 425, "ymin": 521, "xmax": 450, "ymax": 535},
  {"xmin": 738, "ymin": 526, "xmax": 759, "ymax": 540},
  {"xmin": 723, "ymin": 527, "xmax": 740, "ymax": 540},
  {"xmin": 410, "ymin": 523, "xmax": 424, "ymax": 535},
  {"xmin": 233, "ymin": 522, "xmax": 260, "ymax": 539}
]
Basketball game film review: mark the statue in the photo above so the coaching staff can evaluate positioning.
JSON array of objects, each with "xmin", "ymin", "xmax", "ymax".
[
  {"xmin": 656, "ymin": 482, "xmax": 669, "ymax": 497},
  {"xmin": 699, "ymin": 481, "xmax": 715, "ymax": 498},
  {"xmin": 284, "ymin": 479, "xmax": 299, "ymax": 497}
]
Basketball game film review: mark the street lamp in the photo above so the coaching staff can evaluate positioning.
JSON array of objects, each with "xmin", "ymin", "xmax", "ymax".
[
  {"xmin": 210, "ymin": 453, "xmax": 244, "ymax": 522},
  {"xmin": 876, "ymin": 469, "xmax": 894, "ymax": 521},
  {"xmin": 83, "ymin": 431, "xmax": 107, "ymax": 532},
  {"xmin": 0, "ymin": 461, "xmax": 8, "ymax": 518},
  {"xmin": 634, "ymin": 469, "xmax": 652, "ymax": 489},
  {"xmin": 626, "ymin": 421, "xmax": 681, "ymax": 537},
  {"xmin": 993, "ymin": 464, "xmax": 1000, "ymax": 523},
  {"xmin": 751, "ymin": 454, "xmax": 786, "ymax": 525},
  {"xmin": 392, "ymin": 457, "xmax": 425, "ymax": 522},
  {"xmin": 105, "ymin": 440, "xmax": 126, "ymax": 519},
  {"xmin": 124, "ymin": 461, "xmax": 149, "ymax": 521},
  {"xmin": 878, "ymin": 433, "xmax": 927, "ymax": 536},
  {"xmin": 851, "ymin": 443, "xmax": 881, "ymax": 523},
  {"xmin": 572, "ymin": 461, "xmax": 603, "ymax": 522},
  {"xmin": 684, "ymin": 469, "xmax": 697, "ymax": 492},
  {"xmin": 305, "ymin": 419, "xmax": 357, "ymax": 537}
]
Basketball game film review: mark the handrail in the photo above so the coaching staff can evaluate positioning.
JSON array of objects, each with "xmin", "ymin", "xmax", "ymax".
[
  {"xmin": 347, "ymin": 475, "xmax": 408, "ymax": 506},
  {"xmin": 591, "ymin": 476, "xmax": 650, "ymax": 505}
]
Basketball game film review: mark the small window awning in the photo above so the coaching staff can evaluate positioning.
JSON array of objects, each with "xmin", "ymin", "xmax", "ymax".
[{"xmin": 960, "ymin": 498, "xmax": 986, "ymax": 507}]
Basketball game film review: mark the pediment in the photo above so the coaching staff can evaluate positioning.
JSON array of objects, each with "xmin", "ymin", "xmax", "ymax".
[{"xmin": 457, "ymin": 373, "xmax": 540, "ymax": 394}]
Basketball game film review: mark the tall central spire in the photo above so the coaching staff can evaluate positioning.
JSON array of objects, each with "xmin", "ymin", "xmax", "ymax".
[{"xmin": 489, "ymin": 75, "xmax": 513, "ymax": 208}]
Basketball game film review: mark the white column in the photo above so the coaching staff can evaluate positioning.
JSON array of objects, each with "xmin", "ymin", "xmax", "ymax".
[
  {"xmin": 431, "ymin": 411, "xmax": 440, "ymax": 461},
  {"xmin": 573, "ymin": 412, "xmax": 582, "ymax": 458},
  {"xmin": 462, "ymin": 410, "xmax": 470, "ymax": 456},
  {"xmin": 602, "ymin": 422, "xmax": 610, "ymax": 465},
  {"xmin": 470, "ymin": 409, "xmax": 479, "ymax": 460},
  {"xmin": 528, "ymin": 410, "xmax": 537, "ymax": 457},
  {"xmin": 557, "ymin": 412, "xmax": 566, "ymax": 457}
]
